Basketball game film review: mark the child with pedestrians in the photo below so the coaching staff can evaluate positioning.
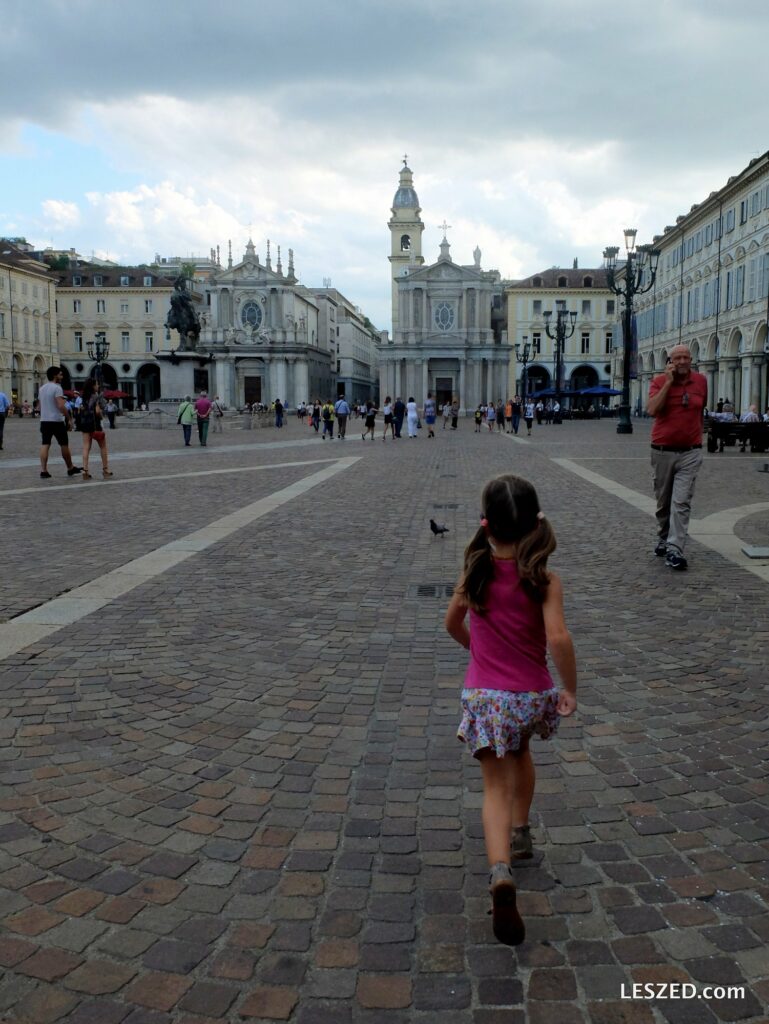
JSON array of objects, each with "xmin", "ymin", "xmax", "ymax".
[{"xmin": 445, "ymin": 474, "xmax": 577, "ymax": 946}]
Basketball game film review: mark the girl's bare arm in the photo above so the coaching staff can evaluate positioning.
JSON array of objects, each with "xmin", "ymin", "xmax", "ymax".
[{"xmin": 444, "ymin": 591, "xmax": 470, "ymax": 650}]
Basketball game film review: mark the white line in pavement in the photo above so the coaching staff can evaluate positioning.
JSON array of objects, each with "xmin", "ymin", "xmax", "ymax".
[
  {"xmin": 0, "ymin": 456, "xmax": 361, "ymax": 662},
  {"xmin": 553, "ymin": 457, "xmax": 769, "ymax": 584},
  {"xmin": 552, "ymin": 458, "xmax": 657, "ymax": 516},
  {"xmin": 0, "ymin": 457, "xmax": 341, "ymax": 498},
  {"xmin": 0, "ymin": 435, "xmax": 328, "ymax": 469}
]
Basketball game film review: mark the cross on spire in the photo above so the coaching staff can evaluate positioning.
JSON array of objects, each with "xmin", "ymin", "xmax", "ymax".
[
  {"xmin": 438, "ymin": 220, "xmax": 452, "ymax": 238},
  {"xmin": 403, "ymin": 153, "xmax": 409, "ymax": 166}
]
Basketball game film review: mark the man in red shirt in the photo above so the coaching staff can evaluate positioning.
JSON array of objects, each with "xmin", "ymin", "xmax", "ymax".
[{"xmin": 646, "ymin": 345, "xmax": 707, "ymax": 571}]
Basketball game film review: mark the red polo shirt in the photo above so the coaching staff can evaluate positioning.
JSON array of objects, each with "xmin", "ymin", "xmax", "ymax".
[{"xmin": 649, "ymin": 371, "xmax": 707, "ymax": 447}]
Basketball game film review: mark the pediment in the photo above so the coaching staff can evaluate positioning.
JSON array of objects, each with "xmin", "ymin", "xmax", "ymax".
[
  {"xmin": 215, "ymin": 259, "xmax": 283, "ymax": 287},
  {"xmin": 406, "ymin": 258, "xmax": 483, "ymax": 284}
]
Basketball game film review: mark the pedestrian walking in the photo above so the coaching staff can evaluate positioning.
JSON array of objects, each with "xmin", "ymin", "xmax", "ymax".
[
  {"xmin": 321, "ymin": 400, "xmax": 335, "ymax": 439},
  {"xmin": 361, "ymin": 400, "xmax": 377, "ymax": 440},
  {"xmin": 443, "ymin": 402, "xmax": 451, "ymax": 429},
  {"xmin": 105, "ymin": 398, "xmax": 117, "ymax": 429},
  {"xmin": 38, "ymin": 366, "xmax": 82, "ymax": 479},
  {"xmin": 211, "ymin": 395, "xmax": 225, "ymax": 433},
  {"xmin": 486, "ymin": 402, "xmax": 496, "ymax": 432},
  {"xmin": 0, "ymin": 388, "xmax": 10, "ymax": 450},
  {"xmin": 311, "ymin": 399, "xmax": 321, "ymax": 432},
  {"xmin": 505, "ymin": 398, "xmax": 513, "ymax": 433},
  {"xmin": 195, "ymin": 391, "xmax": 213, "ymax": 445},
  {"xmin": 445, "ymin": 473, "xmax": 577, "ymax": 946},
  {"xmin": 382, "ymin": 396, "xmax": 395, "ymax": 440},
  {"xmin": 393, "ymin": 396, "xmax": 406, "ymax": 438},
  {"xmin": 496, "ymin": 400, "xmax": 505, "ymax": 432},
  {"xmin": 423, "ymin": 391, "xmax": 437, "ymax": 438},
  {"xmin": 406, "ymin": 396, "xmax": 419, "ymax": 438},
  {"xmin": 451, "ymin": 399, "xmax": 459, "ymax": 430},
  {"xmin": 79, "ymin": 378, "xmax": 113, "ymax": 480},
  {"xmin": 177, "ymin": 395, "xmax": 195, "ymax": 445},
  {"xmin": 523, "ymin": 400, "xmax": 534, "ymax": 436},
  {"xmin": 510, "ymin": 396, "xmax": 522, "ymax": 435},
  {"xmin": 474, "ymin": 406, "xmax": 483, "ymax": 432},
  {"xmin": 274, "ymin": 398, "xmax": 284, "ymax": 429},
  {"xmin": 647, "ymin": 344, "xmax": 707, "ymax": 571},
  {"xmin": 535, "ymin": 400, "xmax": 544, "ymax": 425},
  {"xmin": 334, "ymin": 395, "xmax": 351, "ymax": 438}
]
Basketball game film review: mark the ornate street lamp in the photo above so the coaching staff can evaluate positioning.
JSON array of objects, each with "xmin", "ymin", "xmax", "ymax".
[
  {"xmin": 87, "ymin": 335, "xmax": 110, "ymax": 386},
  {"xmin": 514, "ymin": 336, "xmax": 531, "ymax": 401},
  {"xmin": 543, "ymin": 308, "xmax": 577, "ymax": 424},
  {"xmin": 604, "ymin": 231, "xmax": 660, "ymax": 434}
]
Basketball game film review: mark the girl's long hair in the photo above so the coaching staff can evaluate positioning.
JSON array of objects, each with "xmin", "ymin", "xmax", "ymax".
[{"xmin": 458, "ymin": 475, "xmax": 556, "ymax": 611}]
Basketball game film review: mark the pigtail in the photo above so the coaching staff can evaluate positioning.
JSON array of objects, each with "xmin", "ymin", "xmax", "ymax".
[
  {"xmin": 457, "ymin": 526, "xmax": 494, "ymax": 612},
  {"xmin": 516, "ymin": 516, "xmax": 556, "ymax": 602}
]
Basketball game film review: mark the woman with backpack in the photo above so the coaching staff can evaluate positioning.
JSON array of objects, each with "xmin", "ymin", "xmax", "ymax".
[{"xmin": 177, "ymin": 394, "xmax": 195, "ymax": 446}]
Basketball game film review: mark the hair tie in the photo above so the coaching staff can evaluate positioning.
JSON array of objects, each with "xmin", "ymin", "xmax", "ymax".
[
  {"xmin": 537, "ymin": 511, "xmax": 545, "ymax": 521},
  {"xmin": 480, "ymin": 517, "xmax": 489, "ymax": 528}
]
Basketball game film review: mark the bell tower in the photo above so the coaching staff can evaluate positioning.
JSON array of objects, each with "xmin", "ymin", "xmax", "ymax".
[{"xmin": 388, "ymin": 157, "xmax": 424, "ymax": 333}]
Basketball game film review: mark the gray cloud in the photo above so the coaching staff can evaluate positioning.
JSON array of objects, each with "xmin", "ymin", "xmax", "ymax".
[{"xmin": 3, "ymin": 0, "xmax": 767, "ymax": 329}]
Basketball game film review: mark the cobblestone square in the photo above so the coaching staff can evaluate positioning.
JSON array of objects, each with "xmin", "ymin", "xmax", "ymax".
[{"xmin": 0, "ymin": 415, "xmax": 767, "ymax": 1022}]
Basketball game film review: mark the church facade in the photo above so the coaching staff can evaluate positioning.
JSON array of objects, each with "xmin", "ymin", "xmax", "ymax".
[
  {"xmin": 157, "ymin": 240, "xmax": 335, "ymax": 407},
  {"xmin": 379, "ymin": 162, "xmax": 510, "ymax": 411}
]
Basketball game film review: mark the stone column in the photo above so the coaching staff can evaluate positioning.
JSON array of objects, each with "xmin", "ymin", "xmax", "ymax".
[
  {"xmin": 295, "ymin": 359, "xmax": 309, "ymax": 406},
  {"xmin": 750, "ymin": 357, "xmax": 763, "ymax": 408},
  {"xmin": 467, "ymin": 357, "xmax": 479, "ymax": 411},
  {"xmin": 698, "ymin": 361, "xmax": 715, "ymax": 408},
  {"xmin": 458, "ymin": 358, "xmax": 466, "ymax": 413},
  {"xmin": 725, "ymin": 358, "xmax": 738, "ymax": 406},
  {"xmin": 275, "ymin": 358, "xmax": 288, "ymax": 403},
  {"xmin": 422, "ymin": 359, "xmax": 429, "ymax": 401},
  {"xmin": 379, "ymin": 358, "xmax": 389, "ymax": 404}
]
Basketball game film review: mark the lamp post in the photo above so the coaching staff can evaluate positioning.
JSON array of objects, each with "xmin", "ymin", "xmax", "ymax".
[
  {"xmin": 87, "ymin": 335, "xmax": 110, "ymax": 387},
  {"xmin": 543, "ymin": 308, "xmax": 576, "ymax": 424},
  {"xmin": 604, "ymin": 230, "xmax": 660, "ymax": 434},
  {"xmin": 514, "ymin": 336, "xmax": 531, "ymax": 402}
]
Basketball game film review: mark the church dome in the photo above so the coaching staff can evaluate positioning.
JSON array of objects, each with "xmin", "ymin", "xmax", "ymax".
[
  {"xmin": 392, "ymin": 160, "xmax": 419, "ymax": 209},
  {"xmin": 393, "ymin": 185, "xmax": 419, "ymax": 208}
]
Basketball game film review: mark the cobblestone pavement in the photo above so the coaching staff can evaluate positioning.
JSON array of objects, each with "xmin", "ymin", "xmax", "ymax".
[{"xmin": 0, "ymin": 415, "xmax": 768, "ymax": 1023}]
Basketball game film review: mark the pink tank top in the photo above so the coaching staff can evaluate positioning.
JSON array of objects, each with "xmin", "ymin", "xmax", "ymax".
[{"xmin": 465, "ymin": 558, "xmax": 553, "ymax": 693}]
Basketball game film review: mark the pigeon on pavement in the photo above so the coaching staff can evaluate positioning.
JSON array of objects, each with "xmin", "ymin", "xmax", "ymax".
[{"xmin": 430, "ymin": 519, "xmax": 449, "ymax": 537}]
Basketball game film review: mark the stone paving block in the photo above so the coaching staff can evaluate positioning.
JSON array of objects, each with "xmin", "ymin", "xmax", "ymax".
[
  {"xmin": 64, "ymin": 959, "xmax": 138, "ymax": 994},
  {"xmin": 16, "ymin": 946, "xmax": 84, "ymax": 982},
  {"xmin": 123, "ymin": 971, "xmax": 193, "ymax": 1012},
  {"xmin": 142, "ymin": 938, "xmax": 209, "ymax": 974},
  {"xmin": 42, "ymin": 917, "xmax": 110, "ymax": 953},
  {"xmin": 238, "ymin": 985, "xmax": 299, "ymax": 1019}
]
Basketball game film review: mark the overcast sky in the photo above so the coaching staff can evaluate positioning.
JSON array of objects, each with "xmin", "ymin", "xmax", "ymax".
[{"xmin": 1, "ymin": 0, "xmax": 765, "ymax": 330}]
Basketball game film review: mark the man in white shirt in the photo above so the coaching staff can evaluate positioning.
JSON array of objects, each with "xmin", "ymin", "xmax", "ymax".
[{"xmin": 39, "ymin": 366, "xmax": 81, "ymax": 479}]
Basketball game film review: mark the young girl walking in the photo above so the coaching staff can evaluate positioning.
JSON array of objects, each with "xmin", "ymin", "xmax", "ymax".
[{"xmin": 445, "ymin": 474, "xmax": 577, "ymax": 946}]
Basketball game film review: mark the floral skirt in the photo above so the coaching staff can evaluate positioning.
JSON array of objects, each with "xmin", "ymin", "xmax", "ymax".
[{"xmin": 458, "ymin": 687, "xmax": 560, "ymax": 758}]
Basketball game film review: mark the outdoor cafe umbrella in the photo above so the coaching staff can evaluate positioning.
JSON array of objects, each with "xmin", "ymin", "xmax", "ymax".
[
  {"xmin": 530, "ymin": 387, "xmax": 580, "ymax": 398},
  {"xmin": 102, "ymin": 390, "xmax": 130, "ymax": 399},
  {"xmin": 579, "ymin": 386, "xmax": 622, "ymax": 396}
]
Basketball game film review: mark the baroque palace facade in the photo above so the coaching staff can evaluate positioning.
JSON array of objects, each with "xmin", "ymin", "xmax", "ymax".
[
  {"xmin": 629, "ymin": 150, "xmax": 769, "ymax": 413},
  {"xmin": 0, "ymin": 242, "xmax": 56, "ymax": 405},
  {"xmin": 506, "ymin": 267, "xmax": 616, "ymax": 398}
]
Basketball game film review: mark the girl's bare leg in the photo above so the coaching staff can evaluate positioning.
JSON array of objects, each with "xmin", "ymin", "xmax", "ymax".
[
  {"xmin": 478, "ymin": 741, "xmax": 535, "ymax": 864},
  {"xmin": 82, "ymin": 436, "xmax": 91, "ymax": 474}
]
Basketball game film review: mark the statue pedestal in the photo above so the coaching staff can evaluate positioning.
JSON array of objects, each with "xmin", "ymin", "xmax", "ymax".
[{"xmin": 155, "ymin": 349, "xmax": 214, "ymax": 402}]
